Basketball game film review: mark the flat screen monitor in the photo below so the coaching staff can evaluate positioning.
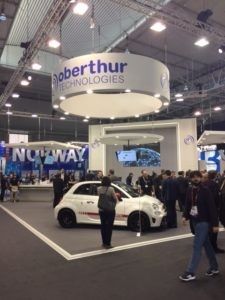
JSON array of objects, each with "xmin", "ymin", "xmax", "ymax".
[{"xmin": 116, "ymin": 150, "xmax": 137, "ymax": 162}]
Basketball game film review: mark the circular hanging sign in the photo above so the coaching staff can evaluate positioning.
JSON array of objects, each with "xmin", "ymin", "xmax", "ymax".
[{"xmin": 52, "ymin": 53, "xmax": 170, "ymax": 118}]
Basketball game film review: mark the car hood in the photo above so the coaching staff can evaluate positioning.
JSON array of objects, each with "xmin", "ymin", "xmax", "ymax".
[{"xmin": 139, "ymin": 195, "xmax": 163, "ymax": 205}]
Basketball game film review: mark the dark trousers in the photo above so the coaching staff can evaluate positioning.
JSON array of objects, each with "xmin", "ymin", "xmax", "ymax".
[
  {"xmin": 178, "ymin": 193, "xmax": 186, "ymax": 212},
  {"xmin": 53, "ymin": 194, "xmax": 62, "ymax": 208},
  {"xmin": 165, "ymin": 200, "xmax": 177, "ymax": 228},
  {"xmin": 209, "ymin": 232, "xmax": 218, "ymax": 250},
  {"xmin": 99, "ymin": 210, "xmax": 115, "ymax": 246},
  {"xmin": 0, "ymin": 188, "xmax": 5, "ymax": 201}
]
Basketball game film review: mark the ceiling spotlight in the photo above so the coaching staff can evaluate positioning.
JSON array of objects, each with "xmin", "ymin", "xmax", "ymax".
[
  {"xmin": 194, "ymin": 111, "xmax": 201, "ymax": 116},
  {"xmin": 175, "ymin": 93, "xmax": 183, "ymax": 98},
  {"xmin": 83, "ymin": 118, "xmax": 89, "ymax": 122},
  {"xmin": 48, "ymin": 39, "xmax": 61, "ymax": 49},
  {"xmin": 5, "ymin": 103, "xmax": 12, "ymax": 107},
  {"xmin": 154, "ymin": 109, "xmax": 160, "ymax": 113},
  {"xmin": 6, "ymin": 111, "xmax": 13, "ymax": 115},
  {"xmin": 31, "ymin": 114, "xmax": 38, "ymax": 118},
  {"xmin": 31, "ymin": 62, "xmax": 42, "ymax": 70},
  {"xmin": 85, "ymin": 116, "xmax": 90, "ymax": 119},
  {"xmin": 163, "ymin": 102, "xmax": 169, "ymax": 106},
  {"xmin": 134, "ymin": 114, "xmax": 140, "ymax": 118},
  {"xmin": 20, "ymin": 79, "xmax": 30, "ymax": 86},
  {"xmin": 218, "ymin": 45, "xmax": 225, "ymax": 54},
  {"xmin": 27, "ymin": 75, "xmax": 32, "ymax": 81},
  {"xmin": 60, "ymin": 117, "xmax": 66, "ymax": 120},
  {"xmin": 64, "ymin": 112, "xmax": 69, "ymax": 115},
  {"xmin": 0, "ymin": 12, "xmax": 7, "ymax": 22},
  {"xmin": 53, "ymin": 104, "xmax": 59, "ymax": 109},
  {"xmin": 154, "ymin": 93, "xmax": 160, "ymax": 98},
  {"xmin": 60, "ymin": 96, "xmax": 66, "ymax": 100},
  {"xmin": 150, "ymin": 22, "xmax": 166, "ymax": 32},
  {"xmin": 110, "ymin": 117, "xmax": 115, "ymax": 120},
  {"xmin": 125, "ymin": 88, "xmax": 131, "ymax": 93},
  {"xmin": 12, "ymin": 93, "xmax": 20, "ymax": 98},
  {"xmin": 214, "ymin": 106, "xmax": 221, "ymax": 111},
  {"xmin": 176, "ymin": 98, "xmax": 184, "ymax": 102},
  {"xmin": 87, "ymin": 89, "xmax": 93, "ymax": 94},
  {"xmin": 194, "ymin": 37, "xmax": 209, "ymax": 47},
  {"xmin": 73, "ymin": 1, "xmax": 89, "ymax": 15}
]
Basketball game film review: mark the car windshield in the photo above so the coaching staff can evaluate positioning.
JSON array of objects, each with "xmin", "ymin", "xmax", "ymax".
[{"xmin": 113, "ymin": 182, "xmax": 139, "ymax": 198}]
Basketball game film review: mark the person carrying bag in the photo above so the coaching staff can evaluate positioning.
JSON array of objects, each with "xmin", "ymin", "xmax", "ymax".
[{"xmin": 97, "ymin": 176, "xmax": 118, "ymax": 249}]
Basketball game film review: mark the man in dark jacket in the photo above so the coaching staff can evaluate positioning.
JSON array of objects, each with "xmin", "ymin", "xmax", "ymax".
[
  {"xmin": 203, "ymin": 171, "xmax": 224, "ymax": 253},
  {"xmin": 179, "ymin": 171, "xmax": 219, "ymax": 282},
  {"xmin": 0, "ymin": 173, "xmax": 8, "ymax": 201},
  {"xmin": 53, "ymin": 173, "xmax": 64, "ymax": 208},
  {"xmin": 162, "ymin": 170, "xmax": 179, "ymax": 228},
  {"xmin": 138, "ymin": 169, "xmax": 154, "ymax": 196},
  {"xmin": 176, "ymin": 171, "xmax": 189, "ymax": 212}
]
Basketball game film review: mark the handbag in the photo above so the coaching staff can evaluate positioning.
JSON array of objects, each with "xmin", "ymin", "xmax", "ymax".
[{"xmin": 98, "ymin": 187, "xmax": 116, "ymax": 212}]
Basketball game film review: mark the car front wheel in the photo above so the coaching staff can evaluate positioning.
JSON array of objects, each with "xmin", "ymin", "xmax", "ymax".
[
  {"xmin": 58, "ymin": 209, "xmax": 76, "ymax": 228},
  {"xmin": 128, "ymin": 212, "xmax": 150, "ymax": 232}
]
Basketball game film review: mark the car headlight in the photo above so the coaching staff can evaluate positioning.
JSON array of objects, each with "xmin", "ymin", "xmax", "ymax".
[{"xmin": 152, "ymin": 203, "xmax": 159, "ymax": 210}]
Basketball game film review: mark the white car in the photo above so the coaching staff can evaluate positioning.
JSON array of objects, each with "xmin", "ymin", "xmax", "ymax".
[{"xmin": 54, "ymin": 181, "xmax": 166, "ymax": 232}]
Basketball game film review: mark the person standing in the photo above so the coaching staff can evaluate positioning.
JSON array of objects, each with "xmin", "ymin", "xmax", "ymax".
[
  {"xmin": 53, "ymin": 173, "xmax": 64, "ymax": 208},
  {"xmin": 10, "ymin": 174, "xmax": 20, "ymax": 202},
  {"xmin": 179, "ymin": 171, "xmax": 219, "ymax": 282},
  {"xmin": 138, "ymin": 169, "xmax": 154, "ymax": 196},
  {"xmin": 0, "ymin": 173, "xmax": 8, "ymax": 201},
  {"xmin": 162, "ymin": 170, "xmax": 179, "ymax": 228},
  {"xmin": 126, "ymin": 172, "xmax": 134, "ymax": 186},
  {"xmin": 176, "ymin": 171, "xmax": 189, "ymax": 212},
  {"xmin": 108, "ymin": 169, "xmax": 120, "ymax": 182},
  {"xmin": 97, "ymin": 176, "xmax": 118, "ymax": 249}
]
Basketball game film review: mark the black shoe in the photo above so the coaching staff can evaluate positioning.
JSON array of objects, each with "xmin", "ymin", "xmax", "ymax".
[
  {"xmin": 103, "ymin": 244, "xmax": 113, "ymax": 249},
  {"xmin": 205, "ymin": 269, "xmax": 219, "ymax": 276},
  {"xmin": 214, "ymin": 248, "xmax": 225, "ymax": 254},
  {"xmin": 179, "ymin": 272, "xmax": 196, "ymax": 282}
]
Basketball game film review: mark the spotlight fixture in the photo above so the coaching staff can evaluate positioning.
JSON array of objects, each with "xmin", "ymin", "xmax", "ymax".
[
  {"xmin": 110, "ymin": 116, "xmax": 115, "ymax": 120},
  {"xmin": 85, "ymin": 116, "xmax": 90, "ymax": 119},
  {"xmin": 27, "ymin": 75, "xmax": 32, "ymax": 81},
  {"xmin": 150, "ymin": 22, "xmax": 166, "ymax": 32},
  {"xmin": 20, "ymin": 41, "xmax": 31, "ymax": 49},
  {"xmin": 31, "ymin": 114, "xmax": 38, "ymax": 118},
  {"xmin": 154, "ymin": 109, "xmax": 160, "ymax": 113},
  {"xmin": 20, "ymin": 79, "xmax": 30, "ymax": 86},
  {"xmin": 163, "ymin": 102, "xmax": 169, "ymax": 106},
  {"xmin": 73, "ymin": 1, "xmax": 89, "ymax": 15},
  {"xmin": 53, "ymin": 104, "xmax": 59, "ymax": 109},
  {"xmin": 12, "ymin": 93, "xmax": 20, "ymax": 98},
  {"xmin": 134, "ymin": 114, "xmax": 140, "ymax": 118},
  {"xmin": 60, "ymin": 117, "xmax": 66, "ymax": 120},
  {"xmin": 6, "ymin": 111, "xmax": 13, "ymax": 115},
  {"xmin": 83, "ymin": 118, "xmax": 89, "ymax": 122},
  {"xmin": 194, "ymin": 111, "xmax": 201, "ymax": 116},
  {"xmin": 0, "ymin": 12, "xmax": 7, "ymax": 22},
  {"xmin": 194, "ymin": 37, "xmax": 209, "ymax": 47},
  {"xmin": 154, "ymin": 93, "xmax": 160, "ymax": 98},
  {"xmin": 60, "ymin": 96, "xmax": 66, "ymax": 100},
  {"xmin": 87, "ymin": 89, "xmax": 93, "ymax": 94},
  {"xmin": 48, "ymin": 38, "xmax": 61, "ymax": 49},
  {"xmin": 218, "ymin": 46, "xmax": 225, "ymax": 54},
  {"xmin": 125, "ymin": 88, "xmax": 131, "ymax": 93},
  {"xmin": 176, "ymin": 98, "xmax": 184, "ymax": 102},
  {"xmin": 175, "ymin": 93, "xmax": 183, "ymax": 98},
  {"xmin": 5, "ymin": 103, "xmax": 12, "ymax": 107},
  {"xmin": 197, "ymin": 9, "xmax": 213, "ymax": 23},
  {"xmin": 64, "ymin": 112, "xmax": 69, "ymax": 115},
  {"xmin": 214, "ymin": 106, "xmax": 221, "ymax": 111},
  {"xmin": 31, "ymin": 62, "xmax": 42, "ymax": 70}
]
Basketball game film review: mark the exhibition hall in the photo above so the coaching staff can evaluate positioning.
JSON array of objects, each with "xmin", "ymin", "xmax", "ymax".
[{"xmin": 1, "ymin": 0, "xmax": 225, "ymax": 299}]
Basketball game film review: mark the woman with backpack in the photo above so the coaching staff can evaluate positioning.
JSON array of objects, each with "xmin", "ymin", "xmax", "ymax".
[{"xmin": 98, "ymin": 176, "xmax": 118, "ymax": 249}]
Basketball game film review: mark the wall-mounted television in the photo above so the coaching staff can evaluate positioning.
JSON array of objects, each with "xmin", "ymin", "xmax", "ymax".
[{"xmin": 116, "ymin": 150, "xmax": 137, "ymax": 163}]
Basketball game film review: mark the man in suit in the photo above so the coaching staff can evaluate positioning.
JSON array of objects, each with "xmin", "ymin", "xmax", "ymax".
[{"xmin": 53, "ymin": 173, "xmax": 64, "ymax": 208}]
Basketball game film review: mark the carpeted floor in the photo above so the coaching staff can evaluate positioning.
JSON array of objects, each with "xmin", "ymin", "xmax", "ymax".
[{"xmin": 0, "ymin": 208, "xmax": 225, "ymax": 300}]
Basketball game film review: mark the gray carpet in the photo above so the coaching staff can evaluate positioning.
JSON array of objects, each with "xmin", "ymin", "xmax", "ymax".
[{"xmin": 0, "ymin": 208, "xmax": 225, "ymax": 300}]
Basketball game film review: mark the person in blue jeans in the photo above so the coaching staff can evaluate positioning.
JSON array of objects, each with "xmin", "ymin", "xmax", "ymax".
[{"xmin": 179, "ymin": 170, "xmax": 219, "ymax": 282}]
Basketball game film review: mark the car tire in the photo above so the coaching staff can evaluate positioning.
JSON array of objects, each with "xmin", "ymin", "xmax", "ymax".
[
  {"xmin": 58, "ymin": 209, "xmax": 76, "ymax": 228},
  {"xmin": 128, "ymin": 212, "xmax": 150, "ymax": 232}
]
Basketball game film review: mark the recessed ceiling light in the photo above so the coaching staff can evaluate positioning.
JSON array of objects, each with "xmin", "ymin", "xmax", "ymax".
[
  {"xmin": 20, "ymin": 79, "xmax": 30, "ymax": 86},
  {"xmin": 85, "ymin": 116, "xmax": 90, "ymax": 119},
  {"xmin": 53, "ymin": 104, "xmax": 59, "ymax": 109},
  {"xmin": 87, "ymin": 89, "xmax": 93, "ymax": 94},
  {"xmin": 5, "ymin": 103, "xmax": 12, "ymax": 107},
  {"xmin": 31, "ymin": 62, "xmax": 42, "ymax": 70},
  {"xmin": 125, "ymin": 88, "xmax": 131, "ymax": 93},
  {"xmin": 134, "ymin": 114, "xmax": 139, "ymax": 118},
  {"xmin": 176, "ymin": 98, "xmax": 184, "ymax": 102},
  {"xmin": 218, "ymin": 48, "xmax": 223, "ymax": 54},
  {"xmin": 27, "ymin": 75, "xmax": 32, "ymax": 81},
  {"xmin": 175, "ymin": 93, "xmax": 183, "ymax": 98},
  {"xmin": 194, "ymin": 37, "xmax": 209, "ymax": 47},
  {"xmin": 163, "ymin": 102, "xmax": 169, "ymax": 106},
  {"xmin": 48, "ymin": 39, "xmax": 60, "ymax": 49},
  {"xmin": 116, "ymin": 136, "xmax": 119, "ymax": 139},
  {"xmin": 150, "ymin": 22, "xmax": 166, "ymax": 32},
  {"xmin": 194, "ymin": 111, "xmax": 201, "ymax": 116},
  {"xmin": 60, "ymin": 117, "xmax": 66, "ymax": 120},
  {"xmin": 6, "ymin": 111, "xmax": 13, "ymax": 115},
  {"xmin": 155, "ymin": 109, "xmax": 160, "ymax": 113},
  {"xmin": 60, "ymin": 96, "xmax": 66, "ymax": 100},
  {"xmin": 73, "ymin": 1, "xmax": 89, "ymax": 15},
  {"xmin": 12, "ymin": 93, "xmax": 20, "ymax": 98},
  {"xmin": 31, "ymin": 114, "xmax": 38, "ymax": 118},
  {"xmin": 214, "ymin": 106, "xmax": 221, "ymax": 111},
  {"xmin": 110, "ymin": 117, "xmax": 115, "ymax": 120},
  {"xmin": 154, "ymin": 93, "xmax": 160, "ymax": 98},
  {"xmin": 64, "ymin": 112, "xmax": 69, "ymax": 115},
  {"xmin": 83, "ymin": 118, "xmax": 89, "ymax": 122}
]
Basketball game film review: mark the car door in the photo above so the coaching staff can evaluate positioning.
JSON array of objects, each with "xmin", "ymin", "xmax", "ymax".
[
  {"xmin": 112, "ymin": 185, "xmax": 126, "ymax": 226},
  {"xmin": 72, "ymin": 183, "xmax": 99, "ymax": 224}
]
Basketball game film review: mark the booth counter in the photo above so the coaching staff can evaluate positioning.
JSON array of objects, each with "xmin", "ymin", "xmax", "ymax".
[{"xmin": 19, "ymin": 183, "xmax": 53, "ymax": 202}]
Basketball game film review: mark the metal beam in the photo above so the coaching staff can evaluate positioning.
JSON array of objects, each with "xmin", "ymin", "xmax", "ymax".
[{"xmin": 0, "ymin": 0, "xmax": 71, "ymax": 108}]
